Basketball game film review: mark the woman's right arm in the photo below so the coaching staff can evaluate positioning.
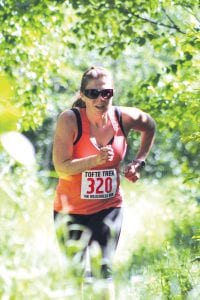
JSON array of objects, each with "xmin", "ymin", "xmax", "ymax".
[{"xmin": 52, "ymin": 110, "xmax": 113, "ymax": 179}]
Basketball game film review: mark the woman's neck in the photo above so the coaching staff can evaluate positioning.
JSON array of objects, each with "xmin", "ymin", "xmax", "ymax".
[{"xmin": 86, "ymin": 109, "xmax": 109, "ymax": 128}]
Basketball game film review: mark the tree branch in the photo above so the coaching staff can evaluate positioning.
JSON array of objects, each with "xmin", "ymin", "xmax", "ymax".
[
  {"xmin": 161, "ymin": 7, "xmax": 186, "ymax": 34},
  {"xmin": 112, "ymin": 5, "xmax": 186, "ymax": 34},
  {"xmin": 132, "ymin": 12, "xmax": 186, "ymax": 34},
  {"xmin": 182, "ymin": 6, "xmax": 200, "ymax": 23}
]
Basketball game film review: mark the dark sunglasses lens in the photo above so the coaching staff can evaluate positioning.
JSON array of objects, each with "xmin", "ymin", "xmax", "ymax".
[
  {"xmin": 84, "ymin": 89, "xmax": 99, "ymax": 99},
  {"xmin": 101, "ymin": 89, "xmax": 113, "ymax": 98},
  {"xmin": 84, "ymin": 89, "xmax": 113, "ymax": 99}
]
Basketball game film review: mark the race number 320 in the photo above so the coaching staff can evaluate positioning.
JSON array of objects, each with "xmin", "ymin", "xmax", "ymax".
[{"xmin": 81, "ymin": 169, "xmax": 117, "ymax": 200}]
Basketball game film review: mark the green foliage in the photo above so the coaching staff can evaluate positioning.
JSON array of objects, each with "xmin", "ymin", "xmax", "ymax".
[
  {"xmin": 0, "ymin": 0, "xmax": 76, "ymax": 130},
  {"xmin": 115, "ymin": 178, "xmax": 200, "ymax": 299},
  {"xmin": 70, "ymin": 0, "xmax": 199, "ymax": 55}
]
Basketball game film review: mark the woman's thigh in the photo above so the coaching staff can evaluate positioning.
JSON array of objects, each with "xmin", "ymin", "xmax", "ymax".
[{"xmin": 87, "ymin": 207, "xmax": 123, "ymax": 255}]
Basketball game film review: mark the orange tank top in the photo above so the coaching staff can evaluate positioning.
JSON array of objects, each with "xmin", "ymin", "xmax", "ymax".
[{"xmin": 54, "ymin": 106, "xmax": 127, "ymax": 215}]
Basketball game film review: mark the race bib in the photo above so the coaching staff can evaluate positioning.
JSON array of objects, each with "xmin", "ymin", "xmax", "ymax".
[{"xmin": 81, "ymin": 169, "xmax": 117, "ymax": 200}]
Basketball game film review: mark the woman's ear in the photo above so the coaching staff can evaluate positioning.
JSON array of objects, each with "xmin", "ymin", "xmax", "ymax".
[{"xmin": 80, "ymin": 91, "xmax": 85, "ymax": 102}]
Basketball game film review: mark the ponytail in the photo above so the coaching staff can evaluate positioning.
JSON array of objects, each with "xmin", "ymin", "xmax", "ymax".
[{"xmin": 72, "ymin": 98, "xmax": 86, "ymax": 108}]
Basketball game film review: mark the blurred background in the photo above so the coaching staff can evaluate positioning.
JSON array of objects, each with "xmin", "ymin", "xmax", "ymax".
[{"xmin": 0, "ymin": 0, "xmax": 199, "ymax": 299}]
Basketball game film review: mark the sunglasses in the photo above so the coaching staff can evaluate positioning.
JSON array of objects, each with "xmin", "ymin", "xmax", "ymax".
[{"xmin": 83, "ymin": 89, "xmax": 113, "ymax": 99}]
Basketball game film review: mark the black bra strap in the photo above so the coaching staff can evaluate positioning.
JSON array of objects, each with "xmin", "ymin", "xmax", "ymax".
[
  {"xmin": 114, "ymin": 107, "xmax": 126, "ymax": 136},
  {"xmin": 71, "ymin": 108, "xmax": 82, "ymax": 144}
]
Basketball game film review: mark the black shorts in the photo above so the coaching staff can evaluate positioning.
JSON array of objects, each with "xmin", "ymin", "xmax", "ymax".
[{"xmin": 54, "ymin": 207, "xmax": 123, "ymax": 277}]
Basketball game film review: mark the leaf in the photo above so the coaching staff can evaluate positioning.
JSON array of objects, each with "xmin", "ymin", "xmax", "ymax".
[{"xmin": 0, "ymin": 131, "xmax": 36, "ymax": 167}]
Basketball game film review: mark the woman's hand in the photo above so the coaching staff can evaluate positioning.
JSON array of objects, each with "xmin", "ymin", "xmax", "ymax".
[
  {"xmin": 96, "ymin": 145, "xmax": 114, "ymax": 165},
  {"xmin": 124, "ymin": 161, "xmax": 142, "ymax": 182}
]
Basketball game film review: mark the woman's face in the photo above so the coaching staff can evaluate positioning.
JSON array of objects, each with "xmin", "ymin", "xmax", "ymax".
[{"xmin": 81, "ymin": 76, "xmax": 113, "ymax": 114}]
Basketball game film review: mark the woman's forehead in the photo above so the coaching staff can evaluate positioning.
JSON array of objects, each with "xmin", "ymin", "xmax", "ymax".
[{"xmin": 86, "ymin": 77, "xmax": 113, "ymax": 89}]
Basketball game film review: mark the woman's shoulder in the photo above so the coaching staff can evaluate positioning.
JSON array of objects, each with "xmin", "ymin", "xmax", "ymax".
[
  {"xmin": 58, "ymin": 108, "xmax": 80, "ymax": 118},
  {"xmin": 116, "ymin": 105, "xmax": 155, "ymax": 131},
  {"xmin": 56, "ymin": 108, "xmax": 79, "ymax": 127},
  {"xmin": 116, "ymin": 106, "xmax": 144, "ymax": 118}
]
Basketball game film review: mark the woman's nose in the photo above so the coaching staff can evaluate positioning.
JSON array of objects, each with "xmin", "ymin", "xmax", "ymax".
[{"xmin": 97, "ymin": 94, "xmax": 106, "ymax": 101}]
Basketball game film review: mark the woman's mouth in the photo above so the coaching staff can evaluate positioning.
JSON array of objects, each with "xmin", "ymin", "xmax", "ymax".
[{"xmin": 95, "ymin": 105, "xmax": 106, "ymax": 110}]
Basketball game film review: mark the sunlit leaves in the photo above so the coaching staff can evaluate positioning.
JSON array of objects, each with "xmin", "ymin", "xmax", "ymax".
[
  {"xmin": 0, "ymin": 73, "xmax": 21, "ymax": 132},
  {"xmin": 0, "ymin": 131, "xmax": 35, "ymax": 166},
  {"xmin": 0, "ymin": 101, "xmax": 20, "ymax": 133},
  {"xmin": 0, "ymin": 0, "xmax": 69, "ymax": 130},
  {"xmin": 0, "ymin": 73, "xmax": 14, "ymax": 101}
]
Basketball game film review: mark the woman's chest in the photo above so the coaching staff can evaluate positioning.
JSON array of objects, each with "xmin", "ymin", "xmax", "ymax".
[
  {"xmin": 73, "ymin": 131, "xmax": 127, "ymax": 164},
  {"xmin": 90, "ymin": 124, "xmax": 114, "ymax": 148}
]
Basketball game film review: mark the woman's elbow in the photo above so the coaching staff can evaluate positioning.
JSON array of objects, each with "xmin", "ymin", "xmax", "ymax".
[
  {"xmin": 53, "ymin": 160, "xmax": 72, "ymax": 179},
  {"xmin": 148, "ymin": 116, "xmax": 156, "ymax": 134}
]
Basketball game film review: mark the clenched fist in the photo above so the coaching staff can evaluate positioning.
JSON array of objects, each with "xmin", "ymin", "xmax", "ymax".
[
  {"xmin": 124, "ymin": 161, "xmax": 142, "ymax": 182},
  {"xmin": 96, "ymin": 145, "xmax": 114, "ymax": 165}
]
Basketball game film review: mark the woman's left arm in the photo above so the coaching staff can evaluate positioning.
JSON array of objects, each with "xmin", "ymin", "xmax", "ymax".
[{"xmin": 120, "ymin": 106, "xmax": 156, "ymax": 182}]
